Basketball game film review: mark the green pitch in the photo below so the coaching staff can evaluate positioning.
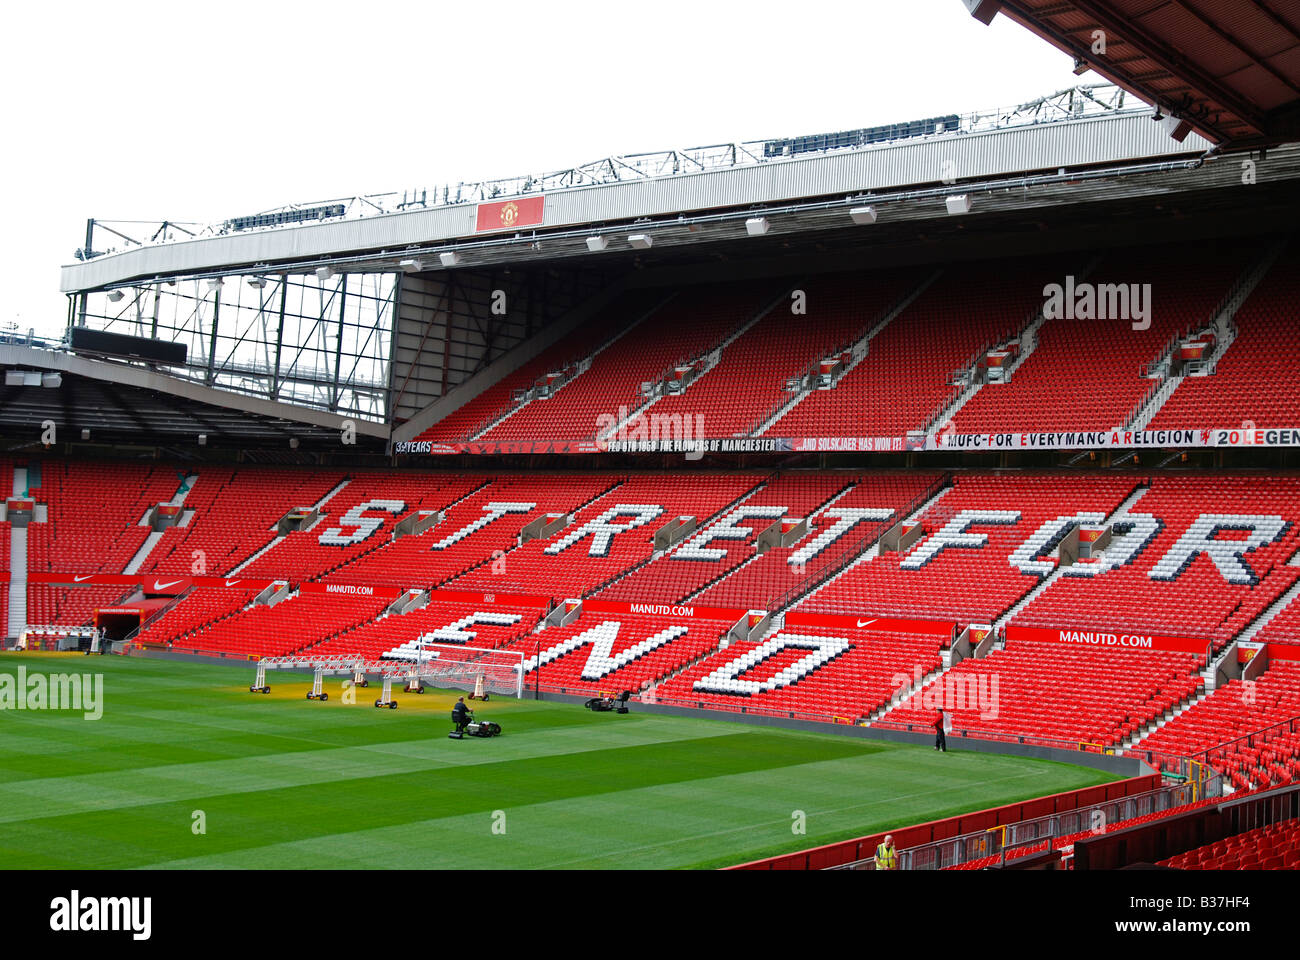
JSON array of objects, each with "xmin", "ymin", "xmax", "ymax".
[{"xmin": 0, "ymin": 654, "xmax": 1117, "ymax": 869}]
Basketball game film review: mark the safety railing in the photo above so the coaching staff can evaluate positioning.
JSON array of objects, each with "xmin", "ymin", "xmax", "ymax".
[{"xmin": 829, "ymin": 779, "xmax": 1204, "ymax": 870}]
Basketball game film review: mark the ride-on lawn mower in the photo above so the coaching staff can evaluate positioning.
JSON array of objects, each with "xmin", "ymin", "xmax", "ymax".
[
  {"xmin": 584, "ymin": 691, "xmax": 631, "ymax": 714},
  {"xmin": 448, "ymin": 712, "xmax": 502, "ymax": 739}
]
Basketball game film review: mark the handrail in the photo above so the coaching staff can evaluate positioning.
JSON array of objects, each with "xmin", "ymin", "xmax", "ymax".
[{"xmin": 841, "ymin": 778, "xmax": 1206, "ymax": 871}]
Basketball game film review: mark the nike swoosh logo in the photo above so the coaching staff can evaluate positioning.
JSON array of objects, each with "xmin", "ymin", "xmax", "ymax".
[
  {"xmin": 856, "ymin": 619, "xmax": 877, "ymax": 628},
  {"xmin": 74, "ymin": 575, "xmax": 95, "ymax": 582},
  {"xmin": 224, "ymin": 580, "xmax": 242, "ymax": 587},
  {"xmin": 152, "ymin": 580, "xmax": 183, "ymax": 590}
]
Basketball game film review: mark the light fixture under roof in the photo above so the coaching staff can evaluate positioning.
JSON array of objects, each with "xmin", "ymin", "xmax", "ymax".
[
  {"xmin": 438, "ymin": 251, "xmax": 458, "ymax": 268},
  {"xmin": 585, "ymin": 236, "xmax": 608, "ymax": 252},
  {"xmin": 628, "ymin": 234, "xmax": 652, "ymax": 249},
  {"xmin": 745, "ymin": 217, "xmax": 770, "ymax": 236},
  {"xmin": 849, "ymin": 206, "xmax": 877, "ymax": 225}
]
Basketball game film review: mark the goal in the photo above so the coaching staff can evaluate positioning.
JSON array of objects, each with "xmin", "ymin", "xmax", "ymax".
[{"xmin": 411, "ymin": 643, "xmax": 525, "ymax": 699}]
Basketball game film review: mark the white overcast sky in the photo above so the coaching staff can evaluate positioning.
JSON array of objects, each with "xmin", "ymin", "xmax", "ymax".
[{"xmin": 4, "ymin": 0, "xmax": 1091, "ymax": 337}]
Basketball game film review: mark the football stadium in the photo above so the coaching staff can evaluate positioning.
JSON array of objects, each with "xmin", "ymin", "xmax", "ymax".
[{"xmin": 3, "ymin": 1, "xmax": 1300, "ymax": 915}]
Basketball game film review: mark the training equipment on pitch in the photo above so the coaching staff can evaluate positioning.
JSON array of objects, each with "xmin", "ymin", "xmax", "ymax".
[{"xmin": 250, "ymin": 644, "xmax": 525, "ymax": 707}]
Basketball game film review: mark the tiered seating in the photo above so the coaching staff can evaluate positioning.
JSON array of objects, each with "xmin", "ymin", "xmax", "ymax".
[
  {"xmin": 133, "ymin": 586, "xmax": 262, "ymax": 647},
  {"xmin": 416, "ymin": 290, "xmax": 663, "ymax": 442},
  {"xmin": 327, "ymin": 474, "xmax": 620, "ymax": 588},
  {"xmin": 26, "ymin": 584, "xmax": 130, "ymax": 627},
  {"xmin": 498, "ymin": 609, "xmax": 737, "ymax": 696},
  {"xmin": 140, "ymin": 467, "xmax": 344, "ymax": 577},
  {"xmin": 240, "ymin": 473, "xmax": 486, "ymax": 583},
  {"xmin": 1159, "ymin": 819, "xmax": 1300, "ymax": 870},
  {"xmin": 1137, "ymin": 662, "xmax": 1300, "ymax": 789},
  {"xmin": 766, "ymin": 259, "xmax": 1063, "ymax": 438},
  {"xmin": 1017, "ymin": 476, "xmax": 1300, "ymax": 648},
  {"xmin": 656, "ymin": 626, "xmax": 944, "ymax": 721},
  {"xmin": 451, "ymin": 473, "xmax": 761, "ymax": 599},
  {"xmin": 594, "ymin": 473, "xmax": 851, "ymax": 605},
  {"xmin": 687, "ymin": 473, "xmax": 943, "ymax": 610},
  {"xmin": 27, "ymin": 461, "xmax": 181, "ymax": 574},
  {"xmin": 310, "ymin": 596, "xmax": 543, "ymax": 660},
  {"xmin": 952, "ymin": 246, "xmax": 1250, "ymax": 433},
  {"xmin": 1254, "ymin": 591, "xmax": 1300, "ymax": 645},
  {"xmin": 479, "ymin": 284, "xmax": 779, "ymax": 442},
  {"xmin": 1150, "ymin": 248, "xmax": 1300, "ymax": 431},
  {"xmin": 640, "ymin": 271, "xmax": 923, "ymax": 438},
  {"xmin": 884, "ymin": 640, "xmax": 1203, "ymax": 748},
  {"xmin": 800, "ymin": 473, "xmax": 1138, "ymax": 624},
  {"xmin": 177, "ymin": 591, "xmax": 391, "ymax": 659}
]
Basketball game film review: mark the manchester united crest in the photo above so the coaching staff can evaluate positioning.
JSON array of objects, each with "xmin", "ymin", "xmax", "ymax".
[{"xmin": 500, "ymin": 201, "xmax": 520, "ymax": 227}]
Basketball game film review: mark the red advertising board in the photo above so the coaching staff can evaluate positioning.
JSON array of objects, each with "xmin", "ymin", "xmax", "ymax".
[
  {"xmin": 1004, "ymin": 624, "xmax": 1208, "ymax": 655},
  {"xmin": 475, "ymin": 195, "xmax": 544, "ymax": 233},
  {"xmin": 298, "ymin": 582, "xmax": 405, "ymax": 599},
  {"xmin": 582, "ymin": 599, "xmax": 746, "ymax": 622},
  {"xmin": 189, "ymin": 577, "xmax": 276, "ymax": 591},
  {"xmin": 28, "ymin": 573, "xmax": 145, "ymax": 587},
  {"xmin": 427, "ymin": 589, "xmax": 552, "ymax": 609},
  {"xmin": 783, "ymin": 610, "xmax": 956, "ymax": 637}
]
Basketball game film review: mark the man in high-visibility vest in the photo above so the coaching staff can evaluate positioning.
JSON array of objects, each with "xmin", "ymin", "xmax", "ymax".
[{"xmin": 875, "ymin": 834, "xmax": 898, "ymax": 870}]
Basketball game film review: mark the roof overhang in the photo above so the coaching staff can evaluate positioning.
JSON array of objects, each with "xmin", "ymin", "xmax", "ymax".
[
  {"xmin": 60, "ymin": 111, "xmax": 1209, "ymax": 294},
  {"xmin": 969, "ymin": 0, "xmax": 1300, "ymax": 150}
]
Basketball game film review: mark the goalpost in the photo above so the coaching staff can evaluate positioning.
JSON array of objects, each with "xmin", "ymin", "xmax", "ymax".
[{"xmin": 409, "ymin": 642, "xmax": 525, "ymax": 699}]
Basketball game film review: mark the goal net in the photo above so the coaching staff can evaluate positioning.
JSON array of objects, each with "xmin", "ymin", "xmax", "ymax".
[{"xmin": 402, "ymin": 643, "xmax": 525, "ymax": 699}]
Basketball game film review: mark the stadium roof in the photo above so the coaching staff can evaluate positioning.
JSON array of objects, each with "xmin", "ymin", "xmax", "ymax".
[
  {"xmin": 971, "ymin": 0, "xmax": 1300, "ymax": 149},
  {"xmin": 0, "ymin": 343, "xmax": 387, "ymax": 451}
]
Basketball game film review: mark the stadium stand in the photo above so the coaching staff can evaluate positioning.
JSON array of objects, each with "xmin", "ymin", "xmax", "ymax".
[
  {"xmin": 1148, "ymin": 246, "xmax": 1300, "ymax": 431},
  {"xmin": 764, "ymin": 259, "xmax": 1065, "ymax": 438},
  {"xmin": 883, "ymin": 640, "xmax": 1204, "ymax": 749},
  {"xmin": 417, "ymin": 290, "xmax": 667, "ymax": 442},
  {"xmin": 477, "ymin": 284, "xmax": 783, "ymax": 442},
  {"xmin": 1014, "ymin": 475, "xmax": 1300, "ymax": 648},
  {"xmin": 656, "ymin": 625, "xmax": 945, "ymax": 722},
  {"xmin": 133, "ymin": 586, "xmax": 264, "ymax": 648},
  {"xmin": 593, "ymin": 473, "xmax": 853, "ymax": 605},
  {"xmin": 797, "ymin": 472, "xmax": 1139, "ymax": 624},
  {"xmin": 1253, "ymin": 592, "xmax": 1300, "ymax": 645},
  {"xmin": 1158, "ymin": 818, "xmax": 1300, "ymax": 870},
  {"xmin": 139, "ymin": 467, "xmax": 344, "ymax": 577},
  {"xmin": 327, "ymin": 473, "xmax": 621, "ymax": 588},
  {"xmin": 1135, "ymin": 662, "xmax": 1300, "ymax": 790},
  {"xmin": 950, "ymin": 245, "xmax": 1254, "ymax": 434},
  {"xmin": 174, "ymin": 589, "xmax": 392, "ymax": 659},
  {"xmin": 26, "ymin": 584, "xmax": 130, "ymax": 628},
  {"xmin": 685, "ymin": 472, "xmax": 944, "ymax": 610},
  {"xmin": 452, "ymin": 472, "xmax": 762, "ymax": 598},
  {"xmin": 309, "ymin": 593, "xmax": 545, "ymax": 661},
  {"xmin": 639, "ymin": 270, "xmax": 925, "ymax": 438},
  {"xmin": 502, "ymin": 608, "xmax": 739, "ymax": 697},
  {"xmin": 26, "ymin": 461, "xmax": 182, "ymax": 574},
  {"xmin": 239, "ymin": 472, "xmax": 487, "ymax": 583}
]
